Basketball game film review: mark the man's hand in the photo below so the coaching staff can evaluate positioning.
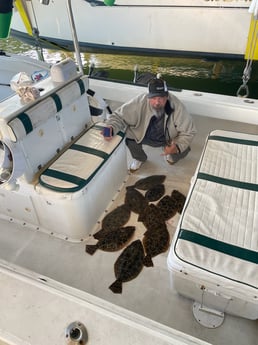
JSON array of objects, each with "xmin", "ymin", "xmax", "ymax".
[{"xmin": 162, "ymin": 143, "xmax": 179, "ymax": 155}]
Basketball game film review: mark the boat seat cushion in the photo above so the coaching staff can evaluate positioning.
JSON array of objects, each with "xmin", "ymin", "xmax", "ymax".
[
  {"xmin": 172, "ymin": 130, "xmax": 258, "ymax": 289},
  {"xmin": 39, "ymin": 123, "xmax": 125, "ymax": 193},
  {"xmin": 6, "ymin": 77, "xmax": 90, "ymax": 142},
  {"xmin": 4, "ymin": 76, "xmax": 93, "ymax": 182}
]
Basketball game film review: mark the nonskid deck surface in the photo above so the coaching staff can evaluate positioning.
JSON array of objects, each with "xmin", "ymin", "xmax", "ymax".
[{"xmin": 0, "ymin": 115, "xmax": 257, "ymax": 345}]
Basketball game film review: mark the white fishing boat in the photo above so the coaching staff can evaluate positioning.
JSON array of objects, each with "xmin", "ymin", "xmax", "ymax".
[
  {"xmin": 8, "ymin": 0, "xmax": 257, "ymax": 60},
  {"xmin": 0, "ymin": 1, "xmax": 257, "ymax": 344}
]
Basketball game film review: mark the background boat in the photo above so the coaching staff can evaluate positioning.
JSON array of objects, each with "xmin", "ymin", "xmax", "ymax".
[{"xmin": 10, "ymin": 0, "xmax": 255, "ymax": 60}]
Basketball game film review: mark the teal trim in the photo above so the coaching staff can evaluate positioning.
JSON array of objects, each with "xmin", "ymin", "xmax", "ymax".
[
  {"xmin": 179, "ymin": 229, "xmax": 258, "ymax": 264},
  {"xmin": 70, "ymin": 143, "xmax": 109, "ymax": 159},
  {"xmin": 77, "ymin": 79, "xmax": 85, "ymax": 95},
  {"xmin": 117, "ymin": 131, "xmax": 125, "ymax": 138},
  {"xmin": 50, "ymin": 93, "xmax": 62, "ymax": 112},
  {"xmin": 42, "ymin": 169, "xmax": 85, "ymax": 187},
  {"xmin": 198, "ymin": 172, "xmax": 258, "ymax": 192},
  {"xmin": 40, "ymin": 156, "xmax": 109, "ymax": 193},
  {"xmin": 17, "ymin": 113, "xmax": 33, "ymax": 134},
  {"xmin": 209, "ymin": 135, "xmax": 258, "ymax": 147}
]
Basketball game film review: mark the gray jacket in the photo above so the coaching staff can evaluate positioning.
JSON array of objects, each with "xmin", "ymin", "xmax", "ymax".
[{"xmin": 106, "ymin": 92, "xmax": 196, "ymax": 153}]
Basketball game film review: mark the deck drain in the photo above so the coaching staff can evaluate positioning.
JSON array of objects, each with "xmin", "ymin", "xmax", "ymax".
[{"xmin": 65, "ymin": 321, "xmax": 88, "ymax": 344}]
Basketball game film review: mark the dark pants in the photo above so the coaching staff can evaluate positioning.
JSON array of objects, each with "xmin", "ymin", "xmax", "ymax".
[{"xmin": 125, "ymin": 138, "xmax": 191, "ymax": 163}]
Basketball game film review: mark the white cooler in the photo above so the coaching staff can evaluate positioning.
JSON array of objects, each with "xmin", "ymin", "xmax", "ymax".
[{"xmin": 167, "ymin": 130, "xmax": 258, "ymax": 322}]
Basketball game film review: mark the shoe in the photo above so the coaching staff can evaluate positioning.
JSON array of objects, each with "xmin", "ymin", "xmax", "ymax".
[
  {"xmin": 166, "ymin": 155, "xmax": 175, "ymax": 165},
  {"xmin": 129, "ymin": 159, "xmax": 143, "ymax": 172}
]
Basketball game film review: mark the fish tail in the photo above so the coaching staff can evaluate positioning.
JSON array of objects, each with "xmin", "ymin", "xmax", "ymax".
[
  {"xmin": 109, "ymin": 280, "xmax": 122, "ymax": 294},
  {"xmin": 143, "ymin": 255, "xmax": 153, "ymax": 267},
  {"xmin": 93, "ymin": 233, "xmax": 101, "ymax": 239},
  {"xmin": 85, "ymin": 245, "xmax": 97, "ymax": 255},
  {"xmin": 137, "ymin": 214, "xmax": 142, "ymax": 222}
]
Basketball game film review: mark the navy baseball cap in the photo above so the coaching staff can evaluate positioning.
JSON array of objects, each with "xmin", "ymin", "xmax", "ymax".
[{"xmin": 147, "ymin": 78, "xmax": 168, "ymax": 98}]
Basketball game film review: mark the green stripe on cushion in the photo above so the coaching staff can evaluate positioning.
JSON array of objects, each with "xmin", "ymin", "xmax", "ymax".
[
  {"xmin": 50, "ymin": 93, "xmax": 62, "ymax": 112},
  {"xmin": 197, "ymin": 172, "xmax": 258, "ymax": 192},
  {"xmin": 77, "ymin": 79, "xmax": 85, "ymax": 95},
  {"xmin": 209, "ymin": 135, "xmax": 258, "ymax": 147},
  {"xmin": 40, "ymin": 157, "xmax": 108, "ymax": 193},
  {"xmin": 17, "ymin": 113, "xmax": 33, "ymax": 134},
  {"xmin": 179, "ymin": 229, "xmax": 258, "ymax": 264},
  {"xmin": 70, "ymin": 144, "xmax": 109, "ymax": 159},
  {"xmin": 41, "ymin": 169, "xmax": 86, "ymax": 190}
]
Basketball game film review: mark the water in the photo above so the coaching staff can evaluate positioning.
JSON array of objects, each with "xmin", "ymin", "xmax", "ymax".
[{"xmin": 1, "ymin": 36, "xmax": 258, "ymax": 99}]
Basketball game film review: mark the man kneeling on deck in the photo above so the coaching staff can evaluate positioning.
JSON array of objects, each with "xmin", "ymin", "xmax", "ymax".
[{"xmin": 103, "ymin": 77, "xmax": 196, "ymax": 172}]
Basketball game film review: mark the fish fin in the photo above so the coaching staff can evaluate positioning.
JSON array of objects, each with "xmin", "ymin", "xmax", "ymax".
[
  {"xmin": 93, "ymin": 229, "xmax": 106, "ymax": 239},
  {"xmin": 85, "ymin": 245, "xmax": 97, "ymax": 255},
  {"xmin": 137, "ymin": 212, "xmax": 144, "ymax": 222},
  {"xmin": 109, "ymin": 280, "xmax": 122, "ymax": 294},
  {"xmin": 143, "ymin": 255, "xmax": 154, "ymax": 267},
  {"xmin": 143, "ymin": 229, "xmax": 151, "ymax": 236},
  {"xmin": 125, "ymin": 185, "xmax": 135, "ymax": 190},
  {"xmin": 93, "ymin": 233, "xmax": 101, "ymax": 240}
]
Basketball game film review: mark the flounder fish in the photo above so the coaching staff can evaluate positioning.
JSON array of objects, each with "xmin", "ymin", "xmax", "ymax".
[
  {"xmin": 145, "ymin": 183, "xmax": 165, "ymax": 202},
  {"xmin": 138, "ymin": 203, "xmax": 166, "ymax": 228},
  {"xmin": 101, "ymin": 204, "xmax": 131, "ymax": 232},
  {"xmin": 124, "ymin": 188, "xmax": 148, "ymax": 214},
  {"xmin": 109, "ymin": 239, "xmax": 144, "ymax": 294},
  {"xmin": 157, "ymin": 195, "xmax": 178, "ymax": 220},
  {"xmin": 171, "ymin": 189, "xmax": 186, "ymax": 214},
  {"xmin": 142, "ymin": 225, "xmax": 170, "ymax": 267},
  {"xmin": 86, "ymin": 226, "xmax": 136, "ymax": 255},
  {"xmin": 128, "ymin": 175, "xmax": 166, "ymax": 191}
]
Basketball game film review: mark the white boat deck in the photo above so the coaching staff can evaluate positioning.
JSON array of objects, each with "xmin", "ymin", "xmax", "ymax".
[{"xmin": 0, "ymin": 111, "xmax": 257, "ymax": 344}]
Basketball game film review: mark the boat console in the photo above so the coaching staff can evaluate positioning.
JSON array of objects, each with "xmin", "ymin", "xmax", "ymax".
[{"xmin": 0, "ymin": 59, "xmax": 127, "ymax": 241}]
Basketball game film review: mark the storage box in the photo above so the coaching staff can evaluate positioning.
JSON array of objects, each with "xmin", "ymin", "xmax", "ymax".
[
  {"xmin": 167, "ymin": 130, "xmax": 258, "ymax": 320},
  {"xmin": 50, "ymin": 58, "xmax": 78, "ymax": 83},
  {"xmin": 35, "ymin": 123, "xmax": 127, "ymax": 241}
]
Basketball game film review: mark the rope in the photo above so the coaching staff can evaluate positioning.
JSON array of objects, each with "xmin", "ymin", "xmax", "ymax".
[{"xmin": 237, "ymin": 15, "xmax": 258, "ymax": 98}]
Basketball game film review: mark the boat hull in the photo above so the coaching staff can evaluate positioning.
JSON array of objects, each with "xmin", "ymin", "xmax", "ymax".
[{"xmin": 10, "ymin": 0, "xmax": 253, "ymax": 59}]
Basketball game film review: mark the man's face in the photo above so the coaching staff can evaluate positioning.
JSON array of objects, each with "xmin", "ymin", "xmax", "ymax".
[{"xmin": 148, "ymin": 96, "xmax": 168, "ymax": 111}]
